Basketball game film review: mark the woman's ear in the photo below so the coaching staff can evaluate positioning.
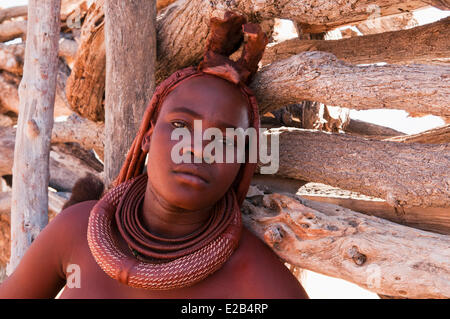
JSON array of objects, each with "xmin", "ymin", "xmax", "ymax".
[{"xmin": 141, "ymin": 121, "xmax": 155, "ymax": 153}]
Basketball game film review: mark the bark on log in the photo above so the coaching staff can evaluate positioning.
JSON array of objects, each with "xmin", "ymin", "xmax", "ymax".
[
  {"xmin": 0, "ymin": 42, "xmax": 78, "ymax": 76},
  {"xmin": 299, "ymin": 194, "xmax": 450, "ymax": 235},
  {"xmin": 354, "ymin": 11, "xmax": 418, "ymax": 36},
  {"xmin": 7, "ymin": 0, "xmax": 61, "ymax": 275},
  {"xmin": 0, "ymin": 43, "xmax": 24, "ymax": 75},
  {"xmin": 0, "ymin": 191, "xmax": 67, "ymax": 216},
  {"xmin": 345, "ymin": 119, "xmax": 405, "ymax": 139},
  {"xmin": 0, "ymin": 60, "xmax": 72, "ymax": 118},
  {"xmin": 0, "ymin": 6, "xmax": 28, "ymax": 24},
  {"xmin": 261, "ymin": 17, "xmax": 450, "ymax": 67},
  {"xmin": 66, "ymin": 0, "xmax": 435, "ymax": 121},
  {"xmin": 423, "ymin": 0, "xmax": 450, "ymax": 10},
  {"xmin": 252, "ymin": 51, "xmax": 450, "ymax": 117},
  {"xmin": 52, "ymin": 113, "xmax": 105, "ymax": 160},
  {"xmin": 104, "ymin": 0, "xmax": 157, "ymax": 187},
  {"xmin": 242, "ymin": 191, "xmax": 450, "ymax": 298},
  {"xmin": 65, "ymin": 0, "xmax": 105, "ymax": 122},
  {"xmin": 0, "ymin": 126, "xmax": 102, "ymax": 193},
  {"xmin": 257, "ymin": 127, "xmax": 450, "ymax": 208},
  {"xmin": 0, "ymin": 113, "xmax": 14, "ymax": 126},
  {"xmin": 0, "ymin": 20, "xmax": 27, "ymax": 43},
  {"xmin": 385, "ymin": 124, "xmax": 450, "ymax": 144}
]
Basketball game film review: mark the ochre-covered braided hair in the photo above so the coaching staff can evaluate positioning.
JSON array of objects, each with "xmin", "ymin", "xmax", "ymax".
[{"xmin": 112, "ymin": 11, "xmax": 268, "ymax": 207}]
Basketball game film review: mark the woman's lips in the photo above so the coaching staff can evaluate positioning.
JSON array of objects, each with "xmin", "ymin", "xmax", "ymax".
[{"xmin": 172, "ymin": 171, "xmax": 209, "ymax": 188}]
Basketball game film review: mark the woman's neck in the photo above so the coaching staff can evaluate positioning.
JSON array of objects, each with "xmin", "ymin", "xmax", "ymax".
[{"xmin": 141, "ymin": 178, "xmax": 213, "ymax": 239}]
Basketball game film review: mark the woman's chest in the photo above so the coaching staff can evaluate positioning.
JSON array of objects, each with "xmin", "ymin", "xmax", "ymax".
[{"xmin": 58, "ymin": 239, "xmax": 244, "ymax": 299}]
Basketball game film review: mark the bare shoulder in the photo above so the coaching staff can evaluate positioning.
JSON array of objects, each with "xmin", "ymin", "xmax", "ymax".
[
  {"xmin": 51, "ymin": 200, "xmax": 98, "ymax": 233},
  {"xmin": 230, "ymin": 226, "xmax": 309, "ymax": 298}
]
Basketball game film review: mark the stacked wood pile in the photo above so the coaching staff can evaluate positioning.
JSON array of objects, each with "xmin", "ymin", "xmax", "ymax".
[{"xmin": 0, "ymin": 0, "xmax": 449, "ymax": 298}]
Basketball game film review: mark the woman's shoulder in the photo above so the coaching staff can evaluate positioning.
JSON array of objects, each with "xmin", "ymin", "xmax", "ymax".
[{"xmin": 53, "ymin": 200, "xmax": 98, "ymax": 228}]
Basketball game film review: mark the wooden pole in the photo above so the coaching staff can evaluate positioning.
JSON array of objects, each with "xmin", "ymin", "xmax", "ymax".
[
  {"xmin": 104, "ymin": 0, "xmax": 157, "ymax": 187},
  {"xmin": 6, "ymin": 0, "xmax": 61, "ymax": 275}
]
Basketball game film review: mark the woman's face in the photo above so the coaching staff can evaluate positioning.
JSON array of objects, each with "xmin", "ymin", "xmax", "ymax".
[{"xmin": 143, "ymin": 74, "xmax": 250, "ymax": 211}]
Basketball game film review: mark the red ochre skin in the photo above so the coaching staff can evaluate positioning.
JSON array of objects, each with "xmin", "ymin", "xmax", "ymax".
[{"xmin": 0, "ymin": 75, "xmax": 309, "ymax": 299}]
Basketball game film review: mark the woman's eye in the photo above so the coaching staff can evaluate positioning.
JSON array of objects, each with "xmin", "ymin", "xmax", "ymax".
[{"xmin": 172, "ymin": 121, "xmax": 187, "ymax": 128}]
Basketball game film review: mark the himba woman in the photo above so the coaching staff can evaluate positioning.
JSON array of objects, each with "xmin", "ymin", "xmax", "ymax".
[{"xmin": 0, "ymin": 11, "xmax": 308, "ymax": 299}]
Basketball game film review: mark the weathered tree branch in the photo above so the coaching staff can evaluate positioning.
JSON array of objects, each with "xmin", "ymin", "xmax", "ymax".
[
  {"xmin": 262, "ymin": 17, "xmax": 450, "ymax": 66},
  {"xmin": 0, "ymin": 20, "xmax": 27, "ymax": 43},
  {"xmin": 7, "ymin": 0, "xmax": 61, "ymax": 275},
  {"xmin": 257, "ymin": 127, "xmax": 450, "ymax": 208},
  {"xmin": 52, "ymin": 113, "xmax": 104, "ymax": 160},
  {"xmin": 0, "ymin": 126, "xmax": 103, "ymax": 192},
  {"xmin": 385, "ymin": 124, "xmax": 450, "ymax": 144},
  {"xmin": 252, "ymin": 51, "xmax": 450, "ymax": 117},
  {"xmin": 66, "ymin": 0, "xmax": 437, "ymax": 121},
  {"xmin": 242, "ymin": 191, "xmax": 450, "ymax": 298},
  {"xmin": 0, "ymin": 6, "xmax": 28, "ymax": 24},
  {"xmin": 298, "ymin": 194, "xmax": 450, "ymax": 235},
  {"xmin": 0, "ymin": 61, "xmax": 72, "ymax": 118},
  {"xmin": 345, "ymin": 119, "xmax": 405, "ymax": 139}
]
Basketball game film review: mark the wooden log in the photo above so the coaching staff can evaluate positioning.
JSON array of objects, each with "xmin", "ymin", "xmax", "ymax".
[
  {"xmin": 354, "ymin": 11, "xmax": 418, "ymax": 36},
  {"xmin": 7, "ymin": 0, "xmax": 61, "ymax": 275},
  {"xmin": 423, "ymin": 0, "xmax": 450, "ymax": 10},
  {"xmin": 0, "ymin": 6, "xmax": 28, "ymax": 24},
  {"xmin": 104, "ymin": 0, "xmax": 156, "ymax": 187},
  {"xmin": 252, "ymin": 51, "xmax": 450, "ymax": 117},
  {"xmin": 0, "ymin": 126, "xmax": 102, "ymax": 193},
  {"xmin": 0, "ymin": 191, "xmax": 68, "ymax": 216},
  {"xmin": 0, "ymin": 20, "xmax": 27, "ymax": 43},
  {"xmin": 242, "ymin": 191, "xmax": 450, "ymax": 298},
  {"xmin": 65, "ymin": 0, "xmax": 105, "ymax": 122},
  {"xmin": 385, "ymin": 124, "xmax": 450, "ymax": 144},
  {"xmin": 262, "ymin": 17, "xmax": 450, "ymax": 67},
  {"xmin": 299, "ymin": 194, "xmax": 450, "ymax": 235},
  {"xmin": 0, "ymin": 43, "xmax": 24, "ymax": 75},
  {"xmin": 345, "ymin": 119, "xmax": 405, "ymax": 139},
  {"xmin": 0, "ymin": 61, "xmax": 72, "ymax": 118},
  {"xmin": 66, "ymin": 0, "xmax": 434, "ymax": 121},
  {"xmin": 0, "ymin": 113, "xmax": 15, "ymax": 127},
  {"xmin": 52, "ymin": 113, "xmax": 104, "ymax": 160},
  {"xmin": 257, "ymin": 127, "xmax": 450, "ymax": 208}
]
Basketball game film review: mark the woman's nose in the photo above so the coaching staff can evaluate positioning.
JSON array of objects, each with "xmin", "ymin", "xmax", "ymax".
[{"xmin": 181, "ymin": 144, "xmax": 213, "ymax": 163}]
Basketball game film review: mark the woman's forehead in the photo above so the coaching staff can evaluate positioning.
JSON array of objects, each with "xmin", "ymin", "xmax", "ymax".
[{"xmin": 159, "ymin": 75, "xmax": 250, "ymax": 128}]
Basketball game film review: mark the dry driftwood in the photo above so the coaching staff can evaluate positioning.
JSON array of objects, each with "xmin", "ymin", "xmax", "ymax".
[
  {"xmin": 299, "ymin": 194, "xmax": 450, "ymax": 235},
  {"xmin": 252, "ymin": 51, "xmax": 450, "ymax": 117},
  {"xmin": 257, "ymin": 127, "xmax": 450, "ymax": 208},
  {"xmin": 385, "ymin": 124, "xmax": 450, "ymax": 144},
  {"xmin": 7, "ymin": 0, "xmax": 61, "ymax": 275},
  {"xmin": 345, "ymin": 119, "xmax": 405, "ymax": 139},
  {"xmin": 0, "ymin": 43, "xmax": 24, "ymax": 75},
  {"xmin": 0, "ymin": 20, "xmax": 27, "ymax": 43},
  {"xmin": 0, "ymin": 57, "xmax": 72, "ymax": 118},
  {"xmin": 0, "ymin": 191, "xmax": 67, "ymax": 216},
  {"xmin": 262, "ymin": 17, "xmax": 450, "ymax": 66},
  {"xmin": 242, "ymin": 191, "xmax": 450, "ymax": 298},
  {"xmin": 353, "ymin": 11, "xmax": 418, "ymax": 35},
  {"xmin": 104, "ymin": 0, "xmax": 157, "ymax": 187},
  {"xmin": 423, "ymin": 0, "xmax": 450, "ymax": 10},
  {"xmin": 66, "ymin": 0, "xmax": 435, "ymax": 121},
  {"xmin": 65, "ymin": 0, "xmax": 105, "ymax": 122},
  {"xmin": 0, "ymin": 126, "xmax": 103, "ymax": 192},
  {"xmin": 0, "ymin": 6, "xmax": 28, "ymax": 24},
  {"xmin": 52, "ymin": 113, "xmax": 105, "ymax": 160}
]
